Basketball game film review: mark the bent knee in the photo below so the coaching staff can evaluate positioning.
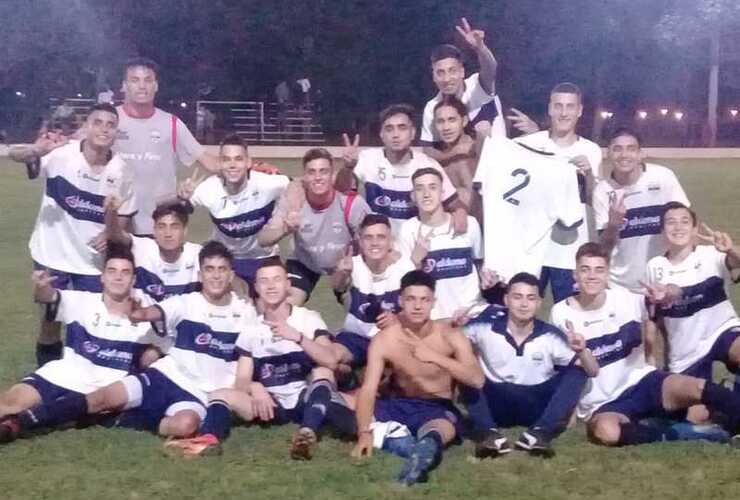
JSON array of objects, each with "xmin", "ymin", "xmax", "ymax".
[
  {"xmin": 162, "ymin": 411, "xmax": 201, "ymax": 438},
  {"xmin": 588, "ymin": 418, "xmax": 621, "ymax": 446}
]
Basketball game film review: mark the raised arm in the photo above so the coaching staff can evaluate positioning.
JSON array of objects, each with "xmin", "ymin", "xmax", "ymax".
[
  {"xmin": 257, "ymin": 187, "xmax": 301, "ymax": 247},
  {"xmin": 31, "ymin": 270, "xmax": 59, "ymax": 304},
  {"xmin": 104, "ymin": 196, "xmax": 132, "ymax": 246},
  {"xmin": 351, "ymin": 335, "xmax": 387, "ymax": 458},
  {"xmin": 456, "ymin": 18, "xmax": 497, "ymax": 95},
  {"xmin": 129, "ymin": 304, "xmax": 164, "ymax": 324},
  {"xmin": 599, "ymin": 192, "xmax": 626, "ymax": 254}
]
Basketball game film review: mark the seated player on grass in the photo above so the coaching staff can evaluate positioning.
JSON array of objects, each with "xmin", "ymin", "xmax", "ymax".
[
  {"xmin": 461, "ymin": 272, "xmax": 598, "ymax": 458},
  {"xmin": 352, "ymin": 270, "xmax": 484, "ymax": 486}
]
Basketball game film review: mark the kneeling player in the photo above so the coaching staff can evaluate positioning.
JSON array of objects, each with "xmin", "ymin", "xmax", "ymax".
[
  {"xmin": 462, "ymin": 273, "xmax": 598, "ymax": 458},
  {"xmin": 352, "ymin": 270, "xmax": 484, "ymax": 485}
]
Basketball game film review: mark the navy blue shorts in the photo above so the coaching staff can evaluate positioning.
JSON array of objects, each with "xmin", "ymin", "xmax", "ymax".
[
  {"xmin": 594, "ymin": 370, "xmax": 680, "ymax": 421},
  {"xmin": 539, "ymin": 266, "xmax": 578, "ymax": 304},
  {"xmin": 374, "ymin": 397, "xmax": 462, "ymax": 437},
  {"xmin": 681, "ymin": 326, "xmax": 740, "ymax": 381},
  {"xmin": 33, "ymin": 260, "xmax": 102, "ymax": 293},
  {"xmin": 21, "ymin": 373, "xmax": 83, "ymax": 405},
  {"xmin": 233, "ymin": 256, "xmax": 268, "ymax": 286},
  {"xmin": 479, "ymin": 376, "xmax": 560, "ymax": 428},
  {"xmin": 286, "ymin": 259, "xmax": 321, "ymax": 298},
  {"xmin": 334, "ymin": 331, "xmax": 371, "ymax": 367}
]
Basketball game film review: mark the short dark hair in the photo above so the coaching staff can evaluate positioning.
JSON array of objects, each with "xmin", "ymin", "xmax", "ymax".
[
  {"xmin": 302, "ymin": 147, "xmax": 333, "ymax": 168},
  {"xmin": 433, "ymin": 95, "xmax": 468, "ymax": 119},
  {"xmin": 430, "ymin": 44, "xmax": 462, "ymax": 64},
  {"xmin": 198, "ymin": 240, "xmax": 233, "ymax": 266},
  {"xmin": 661, "ymin": 201, "xmax": 697, "ymax": 229},
  {"xmin": 123, "ymin": 57, "xmax": 160, "ymax": 80},
  {"xmin": 411, "ymin": 167, "xmax": 443, "ymax": 185},
  {"xmin": 379, "ymin": 103, "xmax": 416, "ymax": 128},
  {"xmin": 89, "ymin": 103, "xmax": 118, "ymax": 119},
  {"xmin": 152, "ymin": 202, "xmax": 190, "ymax": 226},
  {"xmin": 360, "ymin": 213, "xmax": 391, "ymax": 231},
  {"xmin": 608, "ymin": 126, "xmax": 642, "ymax": 147},
  {"xmin": 507, "ymin": 272, "xmax": 540, "ymax": 290},
  {"xmin": 575, "ymin": 242, "xmax": 611, "ymax": 265},
  {"xmin": 550, "ymin": 82, "xmax": 583, "ymax": 101},
  {"xmin": 219, "ymin": 133, "xmax": 248, "ymax": 153},
  {"xmin": 255, "ymin": 255, "xmax": 288, "ymax": 274},
  {"xmin": 105, "ymin": 241, "xmax": 135, "ymax": 268},
  {"xmin": 401, "ymin": 270, "xmax": 436, "ymax": 293}
]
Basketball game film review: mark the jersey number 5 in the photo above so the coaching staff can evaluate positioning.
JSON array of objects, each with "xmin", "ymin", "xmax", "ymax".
[{"xmin": 502, "ymin": 168, "xmax": 530, "ymax": 206}]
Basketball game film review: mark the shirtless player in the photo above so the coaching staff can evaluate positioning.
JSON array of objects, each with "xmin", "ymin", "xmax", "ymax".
[{"xmin": 351, "ymin": 270, "xmax": 484, "ymax": 485}]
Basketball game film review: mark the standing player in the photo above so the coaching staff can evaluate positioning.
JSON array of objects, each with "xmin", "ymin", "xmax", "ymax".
[
  {"xmin": 594, "ymin": 127, "xmax": 690, "ymax": 292},
  {"xmin": 398, "ymin": 168, "xmax": 485, "ymax": 320},
  {"xmin": 645, "ymin": 203, "xmax": 740, "ymax": 392},
  {"xmin": 258, "ymin": 148, "xmax": 370, "ymax": 305},
  {"xmin": 351, "ymin": 270, "xmax": 484, "ymax": 485},
  {"xmin": 550, "ymin": 243, "xmax": 740, "ymax": 446},
  {"xmin": 462, "ymin": 273, "xmax": 598, "ymax": 458},
  {"xmin": 0, "ymin": 244, "xmax": 157, "ymax": 442},
  {"xmin": 515, "ymin": 83, "xmax": 603, "ymax": 303}
]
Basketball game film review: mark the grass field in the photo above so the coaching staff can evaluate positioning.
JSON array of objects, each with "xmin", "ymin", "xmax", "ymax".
[{"xmin": 0, "ymin": 157, "xmax": 739, "ymax": 500}]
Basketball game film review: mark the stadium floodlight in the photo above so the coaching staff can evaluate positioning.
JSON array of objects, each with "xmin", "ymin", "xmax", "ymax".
[
  {"xmin": 180, "ymin": 101, "xmax": 188, "ymax": 108},
  {"xmin": 660, "ymin": 108, "xmax": 669, "ymax": 116},
  {"xmin": 674, "ymin": 111, "xmax": 684, "ymax": 121},
  {"xmin": 15, "ymin": 91, "xmax": 25, "ymax": 98},
  {"xmin": 730, "ymin": 109, "xmax": 738, "ymax": 118},
  {"xmin": 637, "ymin": 110, "xmax": 648, "ymax": 120},
  {"xmin": 600, "ymin": 110, "xmax": 611, "ymax": 119},
  {"xmin": 76, "ymin": 93, "xmax": 83, "ymax": 98}
]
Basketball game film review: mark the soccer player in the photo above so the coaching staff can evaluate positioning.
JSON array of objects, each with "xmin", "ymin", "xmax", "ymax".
[
  {"xmin": 421, "ymin": 17, "xmax": 505, "ymax": 155},
  {"xmin": 164, "ymin": 258, "xmax": 355, "ymax": 459},
  {"xmin": 23, "ymin": 103, "xmax": 137, "ymax": 367},
  {"xmin": 462, "ymin": 273, "xmax": 598, "ymax": 458},
  {"xmin": 550, "ymin": 242, "xmax": 740, "ymax": 446},
  {"xmin": 398, "ymin": 168, "xmax": 485, "ymax": 320},
  {"xmin": 258, "ymin": 148, "xmax": 370, "ymax": 305},
  {"xmin": 352, "ymin": 270, "xmax": 484, "ymax": 485},
  {"xmin": 515, "ymin": 83, "xmax": 603, "ymax": 303},
  {"xmin": 342, "ymin": 104, "xmax": 466, "ymax": 238},
  {"xmin": 331, "ymin": 213, "xmax": 415, "ymax": 370},
  {"xmin": 0, "ymin": 244, "xmax": 157, "ymax": 442},
  {"xmin": 177, "ymin": 134, "xmax": 290, "ymax": 287},
  {"xmin": 594, "ymin": 127, "xmax": 690, "ymax": 292},
  {"xmin": 645, "ymin": 202, "xmax": 740, "ymax": 391},
  {"xmin": 4, "ymin": 242, "xmax": 258, "ymax": 440}
]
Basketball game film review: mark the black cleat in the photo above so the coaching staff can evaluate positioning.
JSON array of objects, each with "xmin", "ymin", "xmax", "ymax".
[
  {"xmin": 474, "ymin": 428, "xmax": 511, "ymax": 458},
  {"xmin": 515, "ymin": 427, "xmax": 555, "ymax": 458}
]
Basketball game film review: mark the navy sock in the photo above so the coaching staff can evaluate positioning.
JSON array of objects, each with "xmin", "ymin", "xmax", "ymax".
[
  {"xmin": 302, "ymin": 382, "xmax": 331, "ymax": 432},
  {"xmin": 200, "ymin": 400, "xmax": 232, "ymax": 441},
  {"xmin": 35, "ymin": 341, "xmax": 63, "ymax": 368},
  {"xmin": 18, "ymin": 392, "xmax": 87, "ymax": 430},
  {"xmin": 111, "ymin": 409, "xmax": 160, "ymax": 432},
  {"xmin": 325, "ymin": 401, "xmax": 357, "ymax": 436},
  {"xmin": 535, "ymin": 367, "xmax": 588, "ymax": 437},
  {"xmin": 701, "ymin": 382, "xmax": 740, "ymax": 431},
  {"xmin": 618, "ymin": 422, "xmax": 677, "ymax": 446},
  {"xmin": 417, "ymin": 429, "xmax": 444, "ymax": 464}
]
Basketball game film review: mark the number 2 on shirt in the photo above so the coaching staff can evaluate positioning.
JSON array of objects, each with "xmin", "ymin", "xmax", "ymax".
[{"xmin": 502, "ymin": 168, "xmax": 530, "ymax": 206}]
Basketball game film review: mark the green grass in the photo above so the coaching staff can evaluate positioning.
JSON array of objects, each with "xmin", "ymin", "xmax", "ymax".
[{"xmin": 0, "ymin": 157, "xmax": 739, "ymax": 499}]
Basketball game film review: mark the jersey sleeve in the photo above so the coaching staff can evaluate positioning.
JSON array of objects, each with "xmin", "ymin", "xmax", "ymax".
[
  {"xmin": 397, "ymin": 219, "xmax": 418, "ymax": 259},
  {"xmin": 592, "ymin": 182, "xmax": 611, "ymax": 231},
  {"xmin": 347, "ymin": 194, "xmax": 371, "ymax": 233},
  {"xmin": 303, "ymin": 310, "xmax": 329, "ymax": 339},
  {"xmin": 116, "ymin": 161, "xmax": 137, "ymax": 217},
  {"xmin": 468, "ymin": 216, "xmax": 483, "ymax": 260},
  {"xmin": 53, "ymin": 290, "xmax": 85, "ymax": 324},
  {"xmin": 420, "ymin": 100, "xmax": 436, "ymax": 144},
  {"xmin": 190, "ymin": 176, "xmax": 216, "ymax": 207},
  {"xmin": 174, "ymin": 117, "xmax": 206, "ymax": 167},
  {"xmin": 549, "ymin": 331, "xmax": 577, "ymax": 367},
  {"xmin": 235, "ymin": 328, "xmax": 255, "ymax": 357},
  {"xmin": 465, "ymin": 73, "xmax": 496, "ymax": 109},
  {"xmin": 435, "ymin": 163, "xmax": 459, "ymax": 206},
  {"xmin": 353, "ymin": 150, "xmax": 373, "ymax": 182},
  {"xmin": 155, "ymin": 294, "xmax": 187, "ymax": 337},
  {"xmin": 666, "ymin": 169, "xmax": 690, "ymax": 206}
]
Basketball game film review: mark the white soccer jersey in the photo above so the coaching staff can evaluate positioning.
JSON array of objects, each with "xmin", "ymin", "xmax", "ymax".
[
  {"xmin": 398, "ymin": 215, "xmax": 484, "ymax": 319},
  {"xmin": 474, "ymin": 136, "xmax": 583, "ymax": 281},
  {"xmin": 646, "ymin": 245, "xmax": 740, "ymax": 373},
  {"xmin": 130, "ymin": 236, "xmax": 201, "ymax": 302},
  {"xmin": 593, "ymin": 164, "xmax": 689, "ymax": 292},
  {"xmin": 464, "ymin": 306, "xmax": 576, "ymax": 385},
  {"xmin": 190, "ymin": 172, "xmax": 289, "ymax": 259},
  {"xmin": 236, "ymin": 306, "xmax": 329, "ymax": 409},
  {"xmin": 421, "ymin": 73, "xmax": 506, "ymax": 143},
  {"xmin": 354, "ymin": 149, "xmax": 458, "ymax": 237},
  {"xmin": 150, "ymin": 292, "xmax": 257, "ymax": 397},
  {"xmin": 29, "ymin": 141, "xmax": 137, "ymax": 275},
  {"xmin": 550, "ymin": 288, "xmax": 655, "ymax": 420},
  {"xmin": 342, "ymin": 255, "xmax": 416, "ymax": 337},
  {"xmin": 515, "ymin": 131, "xmax": 603, "ymax": 269},
  {"xmin": 34, "ymin": 290, "xmax": 157, "ymax": 394}
]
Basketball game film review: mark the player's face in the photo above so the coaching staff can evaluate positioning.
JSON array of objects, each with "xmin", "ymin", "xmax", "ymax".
[
  {"xmin": 608, "ymin": 135, "xmax": 642, "ymax": 176},
  {"xmin": 303, "ymin": 158, "xmax": 334, "ymax": 197},
  {"xmin": 379, "ymin": 113, "xmax": 415, "ymax": 152},
  {"xmin": 153, "ymin": 214, "xmax": 187, "ymax": 252},
  {"xmin": 400, "ymin": 285, "xmax": 434, "ymax": 326},
  {"xmin": 220, "ymin": 145, "xmax": 250, "ymax": 186},
  {"xmin": 123, "ymin": 66, "xmax": 158, "ymax": 105},
  {"xmin": 574, "ymin": 255, "xmax": 609, "ymax": 297},
  {"xmin": 431, "ymin": 57, "xmax": 465, "ymax": 96},
  {"xmin": 412, "ymin": 174, "xmax": 443, "ymax": 214},
  {"xmin": 199, "ymin": 255, "xmax": 234, "ymax": 300},
  {"xmin": 662, "ymin": 208, "xmax": 696, "ymax": 248},
  {"xmin": 359, "ymin": 223, "xmax": 392, "ymax": 262},
  {"xmin": 101, "ymin": 258, "xmax": 135, "ymax": 299},
  {"xmin": 433, "ymin": 105, "xmax": 467, "ymax": 145},
  {"xmin": 254, "ymin": 265, "xmax": 289, "ymax": 306},
  {"xmin": 548, "ymin": 92, "xmax": 582, "ymax": 135},
  {"xmin": 86, "ymin": 110, "xmax": 118, "ymax": 149},
  {"xmin": 504, "ymin": 282, "xmax": 541, "ymax": 323}
]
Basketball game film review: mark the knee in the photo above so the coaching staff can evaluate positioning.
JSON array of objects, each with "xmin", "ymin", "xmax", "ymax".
[
  {"xmin": 166, "ymin": 411, "xmax": 201, "ymax": 438},
  {"xmin": 588, "ymin": 418, "xmax": 621, "ymax": 446}
]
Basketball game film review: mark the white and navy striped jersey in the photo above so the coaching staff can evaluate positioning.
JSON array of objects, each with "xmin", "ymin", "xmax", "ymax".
[
  {"xmin": 130, "ymin": 236, "xmax": 201, "ymax": 302},
  {"xmin": 646, "ymin": 245, "xmax": 740, "ymax": 373},
  {"xmin": 190, "ymin": 172, "xmax": 289, "ymax": 259},
  {"xmin": 236, "ymin": 306, "xmax": 329, "ymax": 409},
  {"xmin": 34, "ymin": 290, "xmax": 157, "ymax": 394},
  {"xmin": 29, "ymin": 141, "xmax": 137, "ymax": 275},
  {"xmin": 465, "ymin": 306, "xmax": 576, "ymax": 385},
  {"xmin": 550, "ymin": 288, "xmax": 654, "ymax": 420},
  {"xmin": 593, "ymin": 164, "xmax": 689, "ymax": 292}
]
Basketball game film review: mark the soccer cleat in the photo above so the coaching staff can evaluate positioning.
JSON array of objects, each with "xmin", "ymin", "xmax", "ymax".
[
  {"xmin": 474, "ymin": 428, "xmax": 511, "ymax": 458},
  {"xmin": 163, "ymin": 433, "xmax": 222, "ymax": 458},
  {"xmin": 396, "ymin": 436, "xmax": 438, "ymax": 486},
  {"xmin": 730, "ymin": 434, "xmax": 740, "ymax": 449},
  {"xmin": 290, "ymin": 427, "xmax": 317, "ymax": 460},
  {"xmin": 0, "ymin": 417, "xmax": 20, "ymax": 444},
  {"xmin": 515, "ymin": 427, "xmax": 555, "ymax": 457}
]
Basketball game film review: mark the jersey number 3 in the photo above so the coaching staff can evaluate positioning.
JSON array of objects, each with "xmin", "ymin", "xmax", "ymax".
[{"xmin": 502, "ymin": 168, "xmax": 530, "ymax": 206}]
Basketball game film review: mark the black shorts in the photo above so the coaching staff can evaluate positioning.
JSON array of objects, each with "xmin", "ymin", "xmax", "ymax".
[{"xmin": 286, "ymin": 259, "xmax": 321, "ymax": 298}]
